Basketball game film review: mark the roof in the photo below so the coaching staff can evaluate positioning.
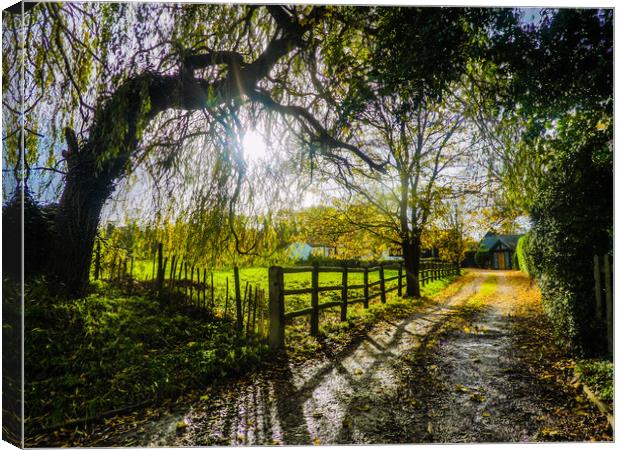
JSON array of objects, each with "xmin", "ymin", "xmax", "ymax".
[{"xmin": 479, "ymin": 232, "xmax": 523, "ymax": 252}]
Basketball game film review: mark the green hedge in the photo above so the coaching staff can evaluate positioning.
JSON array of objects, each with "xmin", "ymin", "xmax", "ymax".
[
  {"xmin": 527, "ymin": 113, "xmax": 612, "ymax": 356},
  {"xmin": 515, "ymin": 233, "xmax": 533, "ymax": 276}
]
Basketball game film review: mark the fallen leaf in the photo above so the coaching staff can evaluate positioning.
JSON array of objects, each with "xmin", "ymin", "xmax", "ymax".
[
  {"xmin": 200, "ymin": 394, "xmax": 210, "ymax": 401},
  {"xmin": 356, "ymin": 405, "xmax": 370, "ymax": 411},
  {"xmin": 540, "ymin": 428, "xmax": 560, "ymax": 437},
  {"xmin": 176, "ymin": 420, "xmax": 188, "ymax": 431},
  {"xmin": 427, "ymin": 422, "xmax": 433, "ymax": 434},
  {"xmin": 312, "ymin": 437, "xmax": 321, "ymax": 445},
  {"xmin": 354, "ymin": 368, "xmax": 364, "ymax": 376},
  {"xmin": 482, "ymin": 411, "xmax": 491, "ymax": 417},
  {"xmin": 469, "ymin": 393, "xmax": 486, "ymax": 402},
  {"xmin": 454, "ymin": 384, "xmax": 469, "ymax": 393}
]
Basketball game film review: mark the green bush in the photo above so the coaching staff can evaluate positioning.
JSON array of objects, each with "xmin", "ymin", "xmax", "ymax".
[
  {"xmin": 515, "ymin": 233, "xmax": 534, "ymax": 276},
  {"xmin": 527, "ymin": 112, "xmax": 612, "ymax": 356},
  {"xmin": 575, "ymin": 359, "xmax": 613, "ymax": 403},
  {"xmin": 24, "ymin": 283, "xmax": 268, "ymax": 431}
]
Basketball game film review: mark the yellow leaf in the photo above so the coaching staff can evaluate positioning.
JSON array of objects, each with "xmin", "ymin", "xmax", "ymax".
[
  {"xmin": 454, "ymin": 384, "xmax": 469, "ymax": 393},
  {"xmin": 356, "ymin": 404, "xmax": 370, "ymax": 411},
  {"xmin": 482, "ymin": 411, "xmax": 491, "ymax": 417},
  {"xmin": 354, "ymin": 368, "xmax": 364, "ymax": 375},
  {"xmin": 200, "ymin": 394, "xmax": 210, "ymax": 401},
  {"xmin": 312, "ymin": 437, "xmax": 321, "ymax": 445},
  {"xmin": 469, "ymin": 393, "xmax": 486, "ymax": 402},
  {"xmin": 176, "ymin": 420, "xmax": 188, "ymax": 430},
  {"xmin": 596, "ymin": 121, "xmax": 608, "ymax": 131}
]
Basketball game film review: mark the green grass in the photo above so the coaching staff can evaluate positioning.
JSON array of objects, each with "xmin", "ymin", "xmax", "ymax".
[
  {"xmin": 101, "ymin": 262, "xmax": 404, "ymax": 318},
  {"xmin": 575, "ymin": 359, "xmax": 614, "ymax": 403},
  {"xmin": 283, "ymin": 274, "xmax": 460, "ymax": 354},
  {"xmin": 459, "ymin": 274, "xmax": 497, "ymax": 315},
  {"xmin": 30, "ymin": 264, "xmax": 461, "ymax": 431},
  {"xmin": 24, "ymin": 281, "xmax": 267, "ymax": 432}
]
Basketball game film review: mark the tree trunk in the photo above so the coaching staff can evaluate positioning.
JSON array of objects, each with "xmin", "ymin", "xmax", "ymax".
[
  {"xmin": 48, "ymin": 78, "xmax": 154, "ymax": 298},
  {"xmin": 402, "ymin": 233, "xmax": 421, "ymax": 297},
  {"xmin": 41, "ymin": 8, "xmax": 360, "ymax": 298}
]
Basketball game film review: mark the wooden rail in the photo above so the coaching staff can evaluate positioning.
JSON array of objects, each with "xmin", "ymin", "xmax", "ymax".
[
  {"xmin": 268, "ymin": 260, "xmax": 459, "ymax": 350},
  {"xmin": 594, "ymin": 254, "xmax": 613, "ymax": 355}
]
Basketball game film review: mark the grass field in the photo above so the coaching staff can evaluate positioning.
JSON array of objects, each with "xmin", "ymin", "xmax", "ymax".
[{"xmin": 99, "ymin": 260, "xmax": 406, "ymax": 316}]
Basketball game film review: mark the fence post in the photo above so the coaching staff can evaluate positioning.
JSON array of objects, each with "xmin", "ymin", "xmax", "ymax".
[
  {"xmin": 156, "ymin": 242, "xmax": 164, "ymax": 294},
  {"xmin": 398, "ymin": 261, "xmax": 403, "ymax": 297},
  {"xmin": 594, "ymin": 255, "xmax": 602, "ymax": 320},
  {"xmin": 269, "ymin": 266, "xmax": 285, "ymax": 350},
  {"xmin": 311, "ymin": 261, "xmax": 320, "ymax": 336},
  {"xmin": 363, "ymin": 267, "xmax": 369, "ymax": 309},
  {"xmin": 169, "ymin": 255, "xmax": 176, "ymax": 289},
  {"xmin": 341, "ymin": 263, "xmax": 348, "ymax": 322},
  {"xmin": 94, "ymin": 240, "xmax": 101, "ymax": 280},
  {"xmin": 210, "ymin": 271, "xmax": 215, "ymax": 309},
  {"xmin": 379, "ymin": 264, "xmax": 386, "ymax": 303},
  {"xmin": 252, "ymin": 286, "xmax": 258, "ymax": 333},
  {"xmin": 604, "ymin": 255, "xmax": 613, "ymax": 355},
  {"xmin": 246, "ymin": 285, "xmax": 253, "ymax": 336},
  {"xmin": 224, "ymin": 277, "xmax": 229, "ymax": 318},
  {"xmin": 190, "ymin": 266, "xmax": 195, "ymax": 304},
  {"xmin": 184, "ymin": 262, "xmax": 188, "ymax": 299},
  {"xmin": 259, "ymin": 290, "xmax": 265, "ymax": 338},
  {"xmin": 234, "ymin": 266, "xmax": 243, "ymax": 332}
]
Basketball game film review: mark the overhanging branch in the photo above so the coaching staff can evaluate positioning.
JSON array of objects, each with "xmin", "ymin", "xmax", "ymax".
[{"xmin": 249, "ymin": 89, "xmax": 387, "ymax": 173}]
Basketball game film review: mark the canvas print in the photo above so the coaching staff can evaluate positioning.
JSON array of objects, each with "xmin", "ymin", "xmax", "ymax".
[{"xmin": 2, "ymin": 1, "xmax": 613, "ymax": 447}]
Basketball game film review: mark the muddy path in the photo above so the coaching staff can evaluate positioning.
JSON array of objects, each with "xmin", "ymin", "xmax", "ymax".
[{"xmin": 39, "ymin": 270, "xmax": 611, "ymax": 446}]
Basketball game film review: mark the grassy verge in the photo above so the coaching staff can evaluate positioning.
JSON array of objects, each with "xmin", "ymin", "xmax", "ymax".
[
  {"xmin": 25, "ymin": 270, "xmax": 463, "ymax": 434},
  {"xmin": 24, "ymin": 281, "xmax": 268, "ymax": 433},
  {"xmin": 284, "ymin": 274, "xmax": 464, "ymax": 357},
  {"xmin": 575, "ymin": 359, "xmax": 614, "ymax": 404}
]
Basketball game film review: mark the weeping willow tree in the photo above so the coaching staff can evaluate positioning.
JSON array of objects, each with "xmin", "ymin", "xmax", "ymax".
[{"xmin": 3, "ymin": 3, "xmax": 384, "ymax": 298}]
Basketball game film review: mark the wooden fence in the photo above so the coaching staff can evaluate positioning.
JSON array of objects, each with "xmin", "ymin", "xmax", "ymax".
[
  {"xmin": 93, "ymin": 241, "xmax": 267, "ymax": 339},
  {"xmin": 268, "ymin": 260, "xmax": 459, "ymax": 350},
  {"xmin": 593, "ymin": 254, "xmax": 613, "ymax": 354}
]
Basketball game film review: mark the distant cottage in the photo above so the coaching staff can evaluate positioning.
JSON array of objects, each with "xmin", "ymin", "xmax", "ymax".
[{"xmin": 478, "ymin": 231, "xmax": 523, "ymax": 270}]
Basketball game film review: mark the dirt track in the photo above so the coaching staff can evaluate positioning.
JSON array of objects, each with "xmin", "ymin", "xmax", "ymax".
[{"xmin": 36, "ymin": 270, "xmax": 611, "ymax": 446}]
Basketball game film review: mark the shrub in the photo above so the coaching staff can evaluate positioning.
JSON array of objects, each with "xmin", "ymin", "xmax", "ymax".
[
  {"xmin": 474, "ymin": 249, "xmax": 490, "ymax": 268},
  {"xmin": 515, "ymin": 233, "xmax": 534, "ymax": 276},
  {"xmin": 575, "ymin": 359, "xmax": 613, "ymax": 403},
  {"xmin": 527, "ymin": 112, "xmax": 612, "ymax": 356}
]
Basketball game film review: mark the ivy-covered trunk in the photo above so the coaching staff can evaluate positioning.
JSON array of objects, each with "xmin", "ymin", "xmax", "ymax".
[{"xmin": 48, "ymin": 78, "xmax": 155, "ymax": 298}]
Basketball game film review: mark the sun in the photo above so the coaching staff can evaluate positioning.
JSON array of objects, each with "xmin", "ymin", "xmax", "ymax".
[{"xmin": 242, "ymin": 129, "xmax": 269, "ymax": 164}]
